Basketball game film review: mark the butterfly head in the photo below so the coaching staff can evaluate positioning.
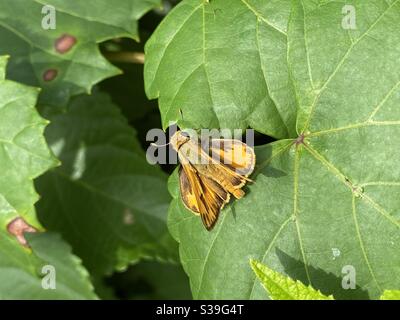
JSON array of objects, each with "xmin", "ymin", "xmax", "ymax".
[{"xmin": 170, "ymin": 130, "xmax": 191, "ymax": 151}]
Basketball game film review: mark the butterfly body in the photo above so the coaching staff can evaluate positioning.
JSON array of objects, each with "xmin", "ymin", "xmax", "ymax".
[{"xmin": 170, "ymin": 130, "xmax": 255, "ymax": 230}]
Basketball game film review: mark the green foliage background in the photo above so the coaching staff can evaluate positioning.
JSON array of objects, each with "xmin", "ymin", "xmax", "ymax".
[{"xmin": 0, "ymin": 0, "xmax": 399, "ymax": 300}]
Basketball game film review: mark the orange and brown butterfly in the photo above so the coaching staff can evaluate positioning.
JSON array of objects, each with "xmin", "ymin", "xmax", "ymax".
[{"xmin": 169, "ymin": 130, "xmax": 256, "ymax": 231}]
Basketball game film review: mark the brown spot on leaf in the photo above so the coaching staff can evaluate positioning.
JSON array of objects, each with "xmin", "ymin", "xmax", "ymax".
[
  {"xmin": 123, "ymin": 209, "xmax": 135, "ymax": 225},
  {"xmin": 7, "ymin": 217, "xmax": 37, "ymax": 247},
  {"xmin": 55, "ymin": 34, "xmax": 77, "ymax": 54},
  {"xmin": 43, "ymin": 69, "xmax": 58, "ymax": 82}
]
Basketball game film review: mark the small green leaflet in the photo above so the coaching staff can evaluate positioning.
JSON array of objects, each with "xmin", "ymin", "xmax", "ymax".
[
  {"xmin": 250, "ymin": 259, "xmax": 333, "ymax": 300},
  {"xmin": 251, "ymin": 260, "xmax": 400, "ymax": 301},
  {"xmin": 380, "ymin": 290, "xmax": 400, "ymax": 300}
]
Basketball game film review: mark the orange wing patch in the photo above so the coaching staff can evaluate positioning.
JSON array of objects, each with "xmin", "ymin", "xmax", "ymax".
[
  {"xmin": 208, "ymin": 139, "xmax": 255, "ymax": 176},
  {"xmin": 179, "ymin": 166, "xmax": 201, "ymax": 215},
  {"xmin": 179, "ymin": 166, "xmax": 230, "ymax": 230}
]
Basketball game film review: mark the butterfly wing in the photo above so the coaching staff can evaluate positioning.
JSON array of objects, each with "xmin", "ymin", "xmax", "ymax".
[
  {"xmin": 179, "ymin": 165, "xmax": 230, "ymax": 230},
  {"xmin": 179, "ymin": 165, "xmax": 201, "ymax": 215},
  {"xmin": 207, "ymin": 139, "xmax": 256, "ymax": 176}
]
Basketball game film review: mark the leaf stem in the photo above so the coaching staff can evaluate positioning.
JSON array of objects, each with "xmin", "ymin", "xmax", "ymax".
[{"xmin": 104, "ymin": 51, "xmax": 145, "ymax": 64}]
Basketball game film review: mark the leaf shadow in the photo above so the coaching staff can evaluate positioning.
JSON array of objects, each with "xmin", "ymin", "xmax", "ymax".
[
  {"xmin": 230, "ymin": 204, "xmax": 237, "ymax": 220},
  {"xmin": 254, "ymin": 144, "xmax": 287, "ymax": 179},
  {"xmin": 35, "ymin": 93, "xmax": 174, "ymax": 276},
  {"xmin": 262, "ymin": 167, "xmax": 287, "ymax": 178},
  {"xmin": 276, "ymin": 248, "xmax": 370, "ymax": 300}
]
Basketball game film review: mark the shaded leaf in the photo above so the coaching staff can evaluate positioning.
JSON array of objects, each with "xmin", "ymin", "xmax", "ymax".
[
  {"xmin": 0, "ymin": 0, "xmax": 161, "ymax": 106},
  {"xmin": 0, "ymin": 232, "xmax": 97, "ymax": 299},
  {"xmin": 108, "ymin": 260, "xmax": 192, "ymax": 300},
  {"xmin": 36, "ymin": 92, "xmax": 177, "ymax": 276}
]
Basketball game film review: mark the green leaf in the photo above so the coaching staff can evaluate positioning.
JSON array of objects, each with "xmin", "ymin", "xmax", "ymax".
[
  {"xmin": 250, "ymin": 259, "xmax": 333, "ymax": 300},
  {"xmin": 0, "ymin": 55, "xmax": 94, "ymax": 299},
  {"xmin": 0, "ymin": 54, "xmax": 57, "ymax": 230},
  {"xmin": 0, "ymin": 232, "xmax": 97, "ymax": 299},
  {"xmin": 0, "ymin": 0, "xmax": 161, "ymax": 106},
  {"xmin": 144, "ymin": 0, "xmax": 297, "ymax": 138},
  {"xmin": 380, "ymin": 290, "xmax": 400, "ymax": 300},
  {"xmin": 36, "ymin": 92, "xmax": 177, "ymax": 276},
  {"xmin": 0, "ymin": 232, "xmax": 96, "ymax": 300},
  {"xmin": 167, "ymin": 0, "xmax": 400, "ymax": 300}
]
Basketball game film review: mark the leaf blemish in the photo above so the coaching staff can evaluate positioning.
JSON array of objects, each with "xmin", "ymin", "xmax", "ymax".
[
  {"xmin": 332, "ymin": 248, "xmax": 341, "ymax": 260},
  {"xmin": 7, "ymin": 217, "xmax": 37, "ymax": 247},
  {"xmin": 55, "ymin": 34, "xmax": 77, "ymax": 54},
  {"xmin": 43, "ymin": 69, "xmax": 58, "ymax": 82},
  {"xmin": 123, "ymin": 209, "xmax": 135, "ymax": 225}
]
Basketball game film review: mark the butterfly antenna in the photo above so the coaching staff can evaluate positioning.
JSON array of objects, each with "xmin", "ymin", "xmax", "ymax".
[{"xmin": 151, "ymin": 141, "xmax": 171, "ymax": 148}]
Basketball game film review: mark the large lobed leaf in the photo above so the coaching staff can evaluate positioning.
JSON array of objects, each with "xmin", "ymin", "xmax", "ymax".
[
  {"xmin": 161, "ymin": 0, "xmax": 400, "ymax": 299},
  {"xmin": 145, "ymin": 0, "xmax": 296, "ymax": 138},
  {"xmin": 36, "ymin": 92, "xmax": 177, "ymax": 276},
  {"xmin": 0, "ymin": 55, "xmax": 95, "ymax": 299},
  {"xmin": 0, "ymin": 0, "xmax": 161, "ymax": 106}
]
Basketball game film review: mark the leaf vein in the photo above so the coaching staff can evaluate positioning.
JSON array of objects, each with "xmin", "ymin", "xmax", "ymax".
[
  {"xmin": 294, "ymin": 146, "xmax": 312, "ymax": 285},
  {"xmin": 240, "ymin": 0, "xmax": 286, "ymax": 35},
  {"xmin": 196, "ymin": 209, "xmax": 229, "ymax": 298},
  {"xmin": 255, "ymin": 17, "xmax": 289, "ymax": 136},
  {"xmin": 309, "ymin": 120, "xmax": 400, "ymax": 137},
  {"xmin": 248, "ymin": 215, "xmax": 292, "ymax": 299},
  {"xmin": 367, "ymin": 79, "xmax": 400, "ymax": 121},
  {"xmin": 300, "ymin": 0, "xmax": 315, "ymax": 89},
  {"xmin": 147, "ymin": 3, "xmax": 203, "ymax": 92},
  {"xmin": 302, "ymin": 0, "xmax": 400, "ymax": 132},
  {"xmin": 351, "ymin": 196, "xmax": 382, "ymax": 293},
  {"xmin": 305, "ymin": 144, "xmax": 400, "ymax": 230}
]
